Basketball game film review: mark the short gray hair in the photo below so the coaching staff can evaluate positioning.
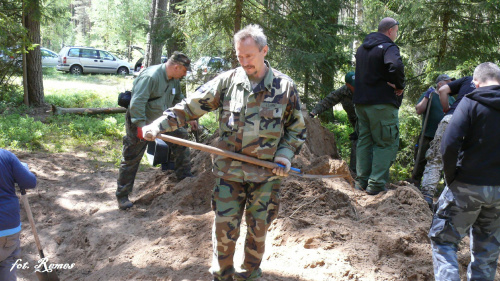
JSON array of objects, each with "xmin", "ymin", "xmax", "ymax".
[
  {"xmin": 473, "ymin": 62, "xmax": 500, "ymax": 84},
  {"xmin": 234, "ymin": 24, "xmax": 267, "ymax": 51},
  {"xmin": 378, "ymin": 17, "xmax": 399, "ymax": 33}
]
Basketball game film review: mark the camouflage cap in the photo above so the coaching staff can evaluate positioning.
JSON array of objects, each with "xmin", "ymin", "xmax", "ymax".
[
  {"xmin": 169, "ymin": 51, "xmax": 191, "ymax": 71},
  {"xmin": 345, "ymin": 71, "xmax": 355, "ymax": 85},
  {"xmin": 435, "ymin": 74, "xmax": 455, "ymax": 84}
]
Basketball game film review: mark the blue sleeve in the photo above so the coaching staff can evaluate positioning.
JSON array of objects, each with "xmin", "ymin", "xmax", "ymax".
[
  {"xmin": 11, "ymin": 154, "xmax": 37, "ymax": 190},
  {"xmin": 441, "ymin": 97, "xmax": 471, "ymax": 184}
]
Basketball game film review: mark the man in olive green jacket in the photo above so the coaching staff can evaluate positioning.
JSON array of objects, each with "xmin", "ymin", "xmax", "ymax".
[{"xmin": 116, "ymin": 52, "xmax": 197, "ymax": 210}]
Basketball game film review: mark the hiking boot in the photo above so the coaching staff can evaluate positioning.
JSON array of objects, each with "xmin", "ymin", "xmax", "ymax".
[
  {"xmin": 176, "ymin": 171, "xmax": 194, "ymax": 181},
  {"xmin": 365, "ymin": 187, "xmax": 386, "ymax": 196},
  {"xmin": 354, "ymin": 181, "xmax": 366, "ymax": 191},
  {"xmin": 117, "ymin": 196, "xmax": 133, "ymax": 210}
]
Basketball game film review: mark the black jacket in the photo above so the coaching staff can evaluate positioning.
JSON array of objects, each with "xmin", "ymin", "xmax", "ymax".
[
  {"xmin": 441, "ymin": 85, "xmax": 500, "ymax": 186},
  {"xmin": 354, "ymin": 32, "xmax": 405, "ymax": 108}
]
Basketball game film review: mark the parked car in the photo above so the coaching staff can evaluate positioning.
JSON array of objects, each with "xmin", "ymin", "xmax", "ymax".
[
  {"xmin": 41, "ymin": 47, "xmax": 59, "ymax": 67},
  {"xmin": 56, "ymin": 46, "xmax": 133, "ymax": 75},
  {"xmin": 1, "ymin": 47, "xmax": 62, "ymax": 68},
  {"xmin": 186, "ymin": 56, "xmax": 229, "ymax": 83}
]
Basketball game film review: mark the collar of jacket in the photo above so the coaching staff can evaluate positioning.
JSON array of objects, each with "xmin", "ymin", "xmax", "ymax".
[
  {"xmin": 234, "ymin": 60, "xmax": 273, "ymax": 93},
  {"xmin": 160, "ymin": 63, "xmax": 169, "ymax": 82}
]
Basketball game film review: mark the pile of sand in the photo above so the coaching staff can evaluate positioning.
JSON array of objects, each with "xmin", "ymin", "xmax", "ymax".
[{"xmin": 15, "ymin": 114, "xmax": 485, "ymax": 281}]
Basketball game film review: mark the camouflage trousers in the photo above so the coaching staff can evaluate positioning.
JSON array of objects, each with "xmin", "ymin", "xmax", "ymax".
[
  {"xmin": 429, "ymin": 181, "xmax": 500, "ymax": 281},
  {"xmin": 210, "ymin": 178, "xmax": 281, "ymax": 281},
  {"xmin": 421, "ymin": 114, "xmax": 452, "ymax": 197},
  {"xmin": 116, "ymin": 111, "xmax": 191, "ymax": 199}
]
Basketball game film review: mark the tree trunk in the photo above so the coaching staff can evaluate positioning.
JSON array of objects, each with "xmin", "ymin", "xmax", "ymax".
[
  {"xmin": 24, "ymin": 0, "xmax": 44, "ymax": 106},
  {"xmin": 437, "ymin": 8, "xmax": 451, "ymax": 65},
  {"xmin": 51, "ymin": 105, "xmax": 126, "ymax": 115},
  {"xmin": 145, "ymin": 0, "xmax": 167, "ymax": 68},
  {"xmin": 231, "ymin": 0, "xmax": 243, "ymax": 68}
]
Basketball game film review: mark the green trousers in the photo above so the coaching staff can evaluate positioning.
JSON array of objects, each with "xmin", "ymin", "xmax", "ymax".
[{"xmin": 355, "ymin": 104, "xmax": 399, "ymax": 191}]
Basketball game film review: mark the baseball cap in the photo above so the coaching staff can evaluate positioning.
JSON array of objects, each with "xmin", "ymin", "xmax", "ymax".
[
  {"xmin": 169, "ymin": 51, "xmax": 191, "ymax": 71},
  {"xmin": 435, "ymin": 74, "xmax": 455, "ymax": 84},
  {"xmin": 345, "ymin": 71, "xmax": 355, "ymax": 85}
]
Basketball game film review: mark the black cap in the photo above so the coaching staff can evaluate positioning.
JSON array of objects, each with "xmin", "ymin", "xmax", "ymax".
[
  {"xmin": 435, "ymin": 74, "xmax": 455, "ymax": 84},
  {"xmin": 169, "ymin": 51, "xmax": 191, "ymax": 71}
]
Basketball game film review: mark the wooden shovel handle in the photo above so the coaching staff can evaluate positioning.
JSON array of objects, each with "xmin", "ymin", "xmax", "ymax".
[
  {"xmin": 20, "ymin": 190, "xmax": 45, "ymax": 258},
  {"xmin": 157, "ymin": 134, "xmax": 279, "ymax": 170}
]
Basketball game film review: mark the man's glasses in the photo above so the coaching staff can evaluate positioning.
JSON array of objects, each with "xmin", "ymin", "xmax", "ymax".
[{"xmin": 390, "ymin": 21, "xmax": 399, "ymax": 28}]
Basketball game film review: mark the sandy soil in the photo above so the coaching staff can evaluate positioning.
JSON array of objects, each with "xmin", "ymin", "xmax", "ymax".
[{"xmin": 13, "ymin": 113, "xmax": 496, "ymax": 281}]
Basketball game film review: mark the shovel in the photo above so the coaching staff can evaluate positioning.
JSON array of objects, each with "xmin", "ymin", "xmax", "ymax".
[
  {"xmin": 411, "ymin": 90, "xmax": 435, "ymax": 181},
  {"xmin": 156, "ymin": 133, "xmax": 353, "ymax": 182},
  {"xmin": 20, "ymin": 189, "xmax": 60, "ymax": 281}
]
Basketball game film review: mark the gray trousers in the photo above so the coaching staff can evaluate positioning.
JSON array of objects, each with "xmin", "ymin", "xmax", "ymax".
[
  {"xmin": 429, "ymin": 181, "xmax": 500, "ymax": 281},
  {"xmin": 0, "ymin": 232, "xmax": 20, "ymax": 281}
]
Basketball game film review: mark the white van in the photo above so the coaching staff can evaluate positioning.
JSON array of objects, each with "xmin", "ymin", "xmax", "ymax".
[{"xmin": 56, "ymin": 46, "xmax": 132, "ymax": 75}]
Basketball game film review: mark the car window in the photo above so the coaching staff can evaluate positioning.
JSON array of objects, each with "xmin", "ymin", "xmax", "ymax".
[
  {"xmin": 68, "ymin": 48, "xmax": 80, "ymax": 57},
  {"xmin": 208, "ymin": 58, "xmax": 223, "ymax": 69},
  {"xmin": 41, "ymin": 50, "xmax": 49, "ymax": 57},
  {"xmin": 99, "ymin": 51, "xmax": 114, "ymax": 60},
  {"xmin": 81, "ymin": 49, "xmax": 98, "ymax": 59}
]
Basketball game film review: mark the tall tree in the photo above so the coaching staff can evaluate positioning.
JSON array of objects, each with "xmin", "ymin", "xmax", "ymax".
[
  {"xmin": 24, "ymin": 0, "xmax": 44, "ymax": 106},
  {"xmin": 144, "ymin": 0, "xmax": 168, "ymax": 68}
]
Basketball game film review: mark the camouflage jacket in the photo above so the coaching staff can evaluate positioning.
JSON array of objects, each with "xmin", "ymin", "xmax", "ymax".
[
  {"xmin": 150, "ymin": 61, "xmax": 307, "ymax": 183},
  {"xmin": 311, "ymin": 85, "xmax": 357, "ymax": 128},
  {"xmin": 129, "ymin": 63, "xmax": 184, "ymax": 127}
]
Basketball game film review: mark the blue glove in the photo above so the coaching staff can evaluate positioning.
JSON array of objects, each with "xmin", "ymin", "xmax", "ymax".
[{"xmin": 424, "ymin": 87, "xmax": 435, "ymax": 98}]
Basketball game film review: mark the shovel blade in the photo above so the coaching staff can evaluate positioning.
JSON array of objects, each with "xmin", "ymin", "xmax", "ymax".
[{"xmin": 36, "ymin": 270, "xmax": 60, "ymax": 281}]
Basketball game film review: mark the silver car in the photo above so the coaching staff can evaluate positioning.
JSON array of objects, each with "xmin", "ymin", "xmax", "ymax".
[
  {"xmin": 57, "ymin": 46, "xmax": 133, "ymax": 75},
  {"xmin": 41, "ymin": 47, "xmax": 59, "ymax": 67}
]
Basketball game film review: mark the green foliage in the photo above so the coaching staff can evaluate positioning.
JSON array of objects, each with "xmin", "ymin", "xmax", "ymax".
[
  {"xmin": 0, "ymin": 114, "xmax": 48, "ymax": 150},
  {"xmin": 198, "ymin": 111, "xmax": 218, "ymax": 134},
  {"xmin": 0, "ymin": 84, "xmax": 24, "ymax": 113},
  {"xmin": 390, "ymin": 102, "xmax": 421, "ymax": 181},
  {"xmin": 321, "ymin": 110, "xmax": 354, "ymax": 164}
]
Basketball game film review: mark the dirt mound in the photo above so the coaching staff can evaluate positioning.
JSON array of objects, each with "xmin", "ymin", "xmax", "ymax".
[{"xmin": 15, "ymin": 115, "xmax": 490, "ymax": 281}]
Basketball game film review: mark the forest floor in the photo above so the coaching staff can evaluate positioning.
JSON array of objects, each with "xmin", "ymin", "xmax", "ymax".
[{"xmin": 12, "ymin": 77, "xmax": 495, "ymax": 281}]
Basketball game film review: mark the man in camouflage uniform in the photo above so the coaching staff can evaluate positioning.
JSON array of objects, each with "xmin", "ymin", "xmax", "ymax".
[
  {"xmin": 143, "ymin": 24, "xmax": 306, "ymax": 280},
  {"xmin": 429, "ymin": 62, "xmax": 500, "ymax": 280},
  {"xmin": 310, "ymin": 71, "xmax": 357, "ymax": 172},
  {"xmin": 420, "ymin": 75, "xmax": 475, "ymax": 206},
  {"xmin": 116, "ymin": 52, "xmax": 197, "ymax": 210}
]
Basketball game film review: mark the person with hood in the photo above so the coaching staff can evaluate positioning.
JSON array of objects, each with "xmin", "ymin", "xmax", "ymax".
[
  {"xmin": 353, "ymin": 17, "xmax": 405, "ymax": 195},
  {"xmin": 429, "ymin": 62, "xmax": 500, "ymax": 280}
]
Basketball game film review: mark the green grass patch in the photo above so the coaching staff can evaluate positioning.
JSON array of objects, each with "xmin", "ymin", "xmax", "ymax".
[{"xmin": 0, "ymin": 74, "xmax": 128, "ymax": 167}]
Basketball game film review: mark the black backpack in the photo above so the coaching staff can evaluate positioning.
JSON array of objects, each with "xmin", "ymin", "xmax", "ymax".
[
  {"xmin": 118, "ymin": 91, "xmax": 132, "ymax": 108},
  {"xmin": 118, "ymin": 91, "xmax": 160, "ymax": 108}
]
